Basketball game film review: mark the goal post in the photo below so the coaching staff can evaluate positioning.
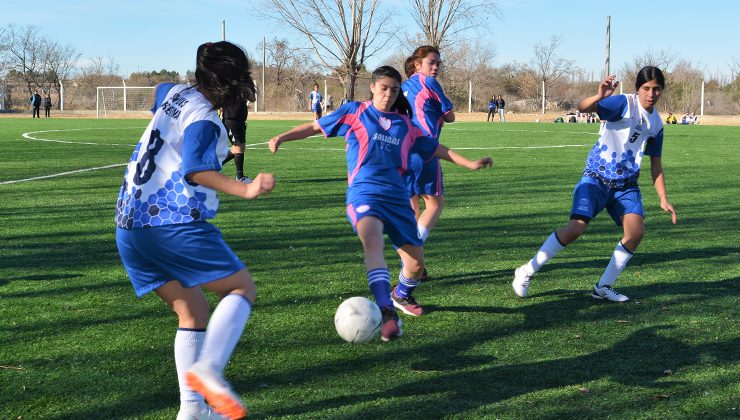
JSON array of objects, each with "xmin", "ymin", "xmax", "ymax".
[{"xmin": 96, "ymin": 86, "xmax": 156, "ymax": 118}]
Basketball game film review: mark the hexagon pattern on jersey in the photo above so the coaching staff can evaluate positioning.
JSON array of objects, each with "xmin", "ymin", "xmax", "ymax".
[
  {"xmin": 583, "ymin": 140, "xmax": 643, "ymax": 188},
  {"xmin": 115, "ymin": 171, "xmax": 213, "ymax": 229}
]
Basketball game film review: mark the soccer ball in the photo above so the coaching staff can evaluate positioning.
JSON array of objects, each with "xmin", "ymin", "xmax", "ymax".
[{"xmin": 334, "ymin": 297, "xmax": 382, "ymax": 343}]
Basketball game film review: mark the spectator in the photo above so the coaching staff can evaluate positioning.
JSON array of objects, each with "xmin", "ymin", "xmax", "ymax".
[
  {"xmin": 495, "ymin": 95, "xmax": 506, "ymax": 122},
  {"xmin": 487, "ymin": 97, "xmax": 497, "ymax": 122},
  {"xmin": 44, "ymin": 94, "xmax": 52, "ymax": 118},
  {"xmin": 327, "ymin": 94, "xmax": 334, "ymax": 111},
  {"xmin": 665, "ymin": 112, "xmax": 677, "ymax": 124},
  {"xmin": 30, "ymin": 90, "xmax": 42, "ymax": 118},
  {"xmin": 340, "ymin": 94, "xmax": 350, "ymax": 106},
  {"xmin": 681, "ymin": 113, "xmax": 690, "ymax": 124}
]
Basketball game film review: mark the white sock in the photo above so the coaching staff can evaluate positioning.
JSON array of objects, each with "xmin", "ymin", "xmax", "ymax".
[
  {"xmin": 198, "ymin": 294, "xmax": 252, "ymax": 373},
  {"xmin": 417, "ymin": 223, "xmax": 430, "ymax": 243},
  {"xmin": 174, "ymin": 329, "xmax": 205, "ymax": 403},
  {"xmin": 525, "ymin": 232, "xmax": 566, "ymax": 274},
  {"xmin": 597, "ymin": 242, "xmax": 634, "ymax": 288}
]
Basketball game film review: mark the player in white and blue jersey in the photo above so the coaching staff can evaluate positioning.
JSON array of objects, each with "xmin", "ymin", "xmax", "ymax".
[
  {"xmin": 269, "ymin": 66, "xmax": 491, "ymax": 341},
  {"xmin": 401, "ymin": 46, "xmax": 455, "ymax": 279},
  {"xmin": 309, "ymin": 83, "xmax": 323, "ymax": 120},
  {"xmin": 115, "ymin": 41, "xmax": 275, "ymax": 420},
  {"xmin": 513, "ymin": 66, "xmax": 677, "ymax": 303}
]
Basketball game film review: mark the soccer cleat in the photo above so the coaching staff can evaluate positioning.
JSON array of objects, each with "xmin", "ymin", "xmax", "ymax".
[
  {"xmin": 380, "ymin": 307, "xmax": 403, "ymax": 342},
  {"xmin": 512, "ymin": 265, "xmax": 534, "ymax": 298},
  {"xmin": 185, "ymin": 362, "xmax": 247, "ymax": 420},
  {"xmin": 592, "ymin": 284, "xmax": 629, "ymax": 302},
  {"xmin": 391, "ymin": 288, "xmax": 425, "ymax": 317},
  {"xmin": 236, "ymin": 176, "xmax": 253, "ymax": 184},
  {"xmin": 177, "ymin": 401, "xmax": 228, "ymax": 420}
]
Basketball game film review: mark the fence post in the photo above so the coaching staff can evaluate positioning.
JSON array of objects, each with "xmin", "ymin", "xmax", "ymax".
[{"xmin": 468, "ymin": 80, "xmax": 472, "ymax": 113}]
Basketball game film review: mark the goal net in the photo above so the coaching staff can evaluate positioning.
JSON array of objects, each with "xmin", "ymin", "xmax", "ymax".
[{"xmin": 96, "ymin": 86, "xmax": 156, "ymax": 118}]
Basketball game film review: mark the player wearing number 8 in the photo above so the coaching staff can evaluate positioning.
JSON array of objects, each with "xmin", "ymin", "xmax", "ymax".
[
  {"xmin": 512, "ymin": 66, "xmax": 677, "ymax": 303},
  {"xmin": 115, "ymin": 41, "xmax": 274, "ymax": 419}
]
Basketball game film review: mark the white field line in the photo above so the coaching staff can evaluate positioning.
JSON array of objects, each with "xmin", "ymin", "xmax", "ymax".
[
  {"xmin": 6, "ymin": 126, "xmax": 592, "ymax": 185},
  {"xmin": 0, "ymin": 163, "xmax": 128, "ymax": 185}
]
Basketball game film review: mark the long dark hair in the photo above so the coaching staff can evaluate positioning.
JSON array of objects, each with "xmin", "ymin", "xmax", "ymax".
[
  {"xmin": 194, "ymin": 41, "xmax": 256, "ymax": 110},
  {"xmin": 403, "ymin": 56, "xmax": 416, "ymax": 78},
  {"xmin": 635, "ymin": 66, "xmax": 665, "ymax": 90},
  {"xmin": 371, "ymin": 66, "xmax": 412, "ymax": 117},
  {"xmin": 408, "ymin": 45, "xmax": 441, "ymax": 71}
]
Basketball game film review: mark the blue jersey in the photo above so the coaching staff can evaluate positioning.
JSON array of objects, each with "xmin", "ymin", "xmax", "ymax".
[
  {"xmin": 318, "ymin": 101, "xmax": 438, "ymax": 204},
  {"xmin": 583, "ymin": 93, "xmax": 664, "ymax": 188},
  {"xmin": 402, "ymin": 73, "xmax": 453, "ymax": 139},
  {"xmin": 115, "ymin": 83, "xmax": 230, "ymax": 229}
]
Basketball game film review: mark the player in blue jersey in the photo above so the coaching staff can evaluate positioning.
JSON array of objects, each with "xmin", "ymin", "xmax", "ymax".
[
  {"xmin": 115, "ymin": 41, "xmax": 275, "ymax": 420},
  {"xmin": 402, "ymin": 46, "xmax": 456, "ymax": 280},
  {"xmin": 268, "ymin": 66, "xmax": 491, "ymax": 341},
  {"xmin": 512, "ymin": 66, "xmax": 677, "ymax": 302},
  {"xmin": 309, "ymin": 83, "xmax": 323, "ymax": 120}
]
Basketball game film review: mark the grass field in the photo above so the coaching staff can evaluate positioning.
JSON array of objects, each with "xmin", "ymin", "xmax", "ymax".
[{"xmin": 1, "ymin": 117, "xmax": 738, "ymax": 419}]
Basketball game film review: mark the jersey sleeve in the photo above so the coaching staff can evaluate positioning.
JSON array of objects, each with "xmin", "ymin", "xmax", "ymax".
[
  {"xmin": 182, "ymin": 120, "xmax": 223, "ymax": 177},
  {"xmin": 596, "ymin": 94, "xmax": 628, "ymax": 122},
  {"xmin": 150, "ymin": 83, "xmax": 178, "ymax": 114},
  {"xmin": 318, "ymin": 102, "xmax": 356, "ymax": 138},
  {"xmin": 426, "ymin": 76, "xmax": 453, "ymax": 114},
  {"xmin": 644, "ymin": 128, "xmax": 664, "ymax": 157},
  {"xmin": 410, "ymin": 127, "xmax": 439, "ymax": 161}
]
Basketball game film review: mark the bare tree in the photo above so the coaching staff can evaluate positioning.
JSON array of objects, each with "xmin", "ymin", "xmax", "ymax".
[
  {"xmin": 42, "ymin": 40, "xmax": 81, "ymax": 108},
  {"xmin": 530, "ymin": 35, "xmax": 577, "ymax": 110},
  {"xmin": 259, "ymin": 38, "xmax": 313, "ymax": 86},
  {"xmin": 258, "ymin": 0, "xmax": 398, "ymax": 100},
  {"xmin": 618, "ymin": 48, "xmax": 677, "ymax": 90},
  {"xmin": 4, "ymin": 24, "xmax": 47, "ymax": 94},
  {"xmin": 406, "ymin": 0, "xmax": 499, "ymax": 49}
]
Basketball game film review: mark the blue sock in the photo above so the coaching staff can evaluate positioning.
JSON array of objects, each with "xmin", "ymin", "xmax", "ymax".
[
  {"xmin": 367, "ymin": 268, "xmax": 392, "ymax": 309},
  {"xmin": 395, "ymin": 271, "xmax": 421, "ymax": 299}
]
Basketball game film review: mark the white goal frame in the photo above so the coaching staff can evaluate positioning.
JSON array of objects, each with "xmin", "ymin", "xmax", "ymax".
[{"xmin": 96, "ymin": 86, "xmax": 156, "ymax": 118}]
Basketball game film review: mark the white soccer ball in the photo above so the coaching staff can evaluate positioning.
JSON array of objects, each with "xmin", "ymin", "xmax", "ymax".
[{"xmin": 334, "ymin": 297, "xmax": 382, "ymax": 343}]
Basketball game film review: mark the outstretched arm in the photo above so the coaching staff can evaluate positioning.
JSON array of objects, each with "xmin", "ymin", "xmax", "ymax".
[
  {"xmin": 269, "ymin": 121, "xmax": 322, "ymax": 153},
  {"xmin": 188, "ymin": 171, "xmax": 275, "ymax": 199},
  {"xmin": 650, "ymin": 156, "xmax": 677, "ymax": 224},
  {"xmin": 434, "ymin": 144, "xmax": 493, "ymax": 170},
  {"xmin": 578, "ymin": 75, "xmax": 619, "ymax": 113}
]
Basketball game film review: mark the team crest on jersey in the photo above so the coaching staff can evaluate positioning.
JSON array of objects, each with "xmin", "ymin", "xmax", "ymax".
[
  {"xmin": 356, "ymin": 204, "xmax": 370, "ymax": 213},
  {"xmin": 379, "ymin": 116, "xmax": 392, "ymax": 131}
]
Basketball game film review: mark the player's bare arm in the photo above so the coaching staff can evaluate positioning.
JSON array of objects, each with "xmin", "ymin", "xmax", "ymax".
[
  {"xmin": 578, "ymin": 75, "xmax": 619, "ymax": 113},
  {"xmin": 269, "ymin": 121, "xmax": 322, "ymax": 153},
  {"xmin": 188, "ymin": 170, "xmax": 275, "ymax": 199},
  {"xmin": 434, "ymin": 144, "xmax": 493, "ymax": 170},
  {"xmin": 650, "ymin": 156, "xmax": 677, "ymax": 224}
]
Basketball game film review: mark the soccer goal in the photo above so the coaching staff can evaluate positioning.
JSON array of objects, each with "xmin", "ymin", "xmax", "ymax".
[{"xmin": 96, "ymin": 86, "xmax": 156, "ymax": 118}]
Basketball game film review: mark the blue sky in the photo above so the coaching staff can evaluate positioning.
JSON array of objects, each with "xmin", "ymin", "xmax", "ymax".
[{"xmin": 5, "ymin": 0, "xmax": 738, "ymax": 80}]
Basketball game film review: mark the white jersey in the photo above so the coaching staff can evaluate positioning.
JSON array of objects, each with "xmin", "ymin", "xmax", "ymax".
[
  {"xmin": 310, "ymin": 91, "xmax": 322, "ymax": 107},
  {"xmin": 115, "ymin": 83, "xmax": 229, "ymax": 229},
  {"xmin": 583, "ymin": 93, "xmax": 664, "ymax": 188}
]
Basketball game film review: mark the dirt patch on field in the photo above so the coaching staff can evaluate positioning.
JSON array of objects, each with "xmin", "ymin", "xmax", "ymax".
[{"xmin": 2, "ymin": 109, "xmax": 739, "ymax": 126}]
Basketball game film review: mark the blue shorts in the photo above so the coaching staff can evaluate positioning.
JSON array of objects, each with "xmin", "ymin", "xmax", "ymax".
[
  {"xmin": 404, "ymin": 154, "xmax": 444, "ymax": 197},
  {"xmin": 312, "ymin": 104, "xmax": 323, "ymax": 115},
  {"xmin": 570, "ymin": 176, "xmax": 644, "ymax": 226},
  {"xmin": 116, "ymin": 221, "xmax": 246, "ymax": 297},
  {"xmin": 346, "ymin": 197, "xmax": 422, "ymax": 248}
]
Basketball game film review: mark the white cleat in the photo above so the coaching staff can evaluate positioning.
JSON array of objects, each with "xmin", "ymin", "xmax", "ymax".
[
  {"xmin": 592, "ymin": 284, "xmax": 629, "ymax": 302},
  {"xmin": 185, "ymin": 362, "xmax": 247, "ymax": 419},
  {"xmin": 177, "ymin": 401, "xmax": 227, "ymax": 420},
  {"xmin": 512, "ymin": 265, "xmax": 533, "ymax": 298}
]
